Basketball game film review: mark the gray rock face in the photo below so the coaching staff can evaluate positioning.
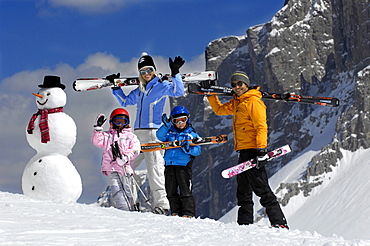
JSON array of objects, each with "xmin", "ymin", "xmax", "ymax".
[{"xmin": 171, "ymin": 0, "xmax": 370, "ymax": 219}]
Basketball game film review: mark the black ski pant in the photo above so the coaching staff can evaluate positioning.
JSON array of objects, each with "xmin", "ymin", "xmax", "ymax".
[
  {"xmin": 236, "ymin": 149, "xmax": 287, "ymax": 226},
  {"xmin": 164, "ymin": 164, "xmax": 195, "ymax": 217}
]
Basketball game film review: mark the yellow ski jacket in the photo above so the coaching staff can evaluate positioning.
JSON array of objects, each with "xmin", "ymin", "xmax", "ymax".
[{"xmin": 207, "ymin": 87, "xmax": 267, "ymax": 151}]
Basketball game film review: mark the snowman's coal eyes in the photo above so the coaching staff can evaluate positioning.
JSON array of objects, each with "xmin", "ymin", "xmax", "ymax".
[{"xmin": 47, "ymin": 92, "xmax": 51, "ymax": 96}]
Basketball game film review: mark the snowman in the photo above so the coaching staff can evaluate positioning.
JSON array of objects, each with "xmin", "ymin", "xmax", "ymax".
[{"xmin": 22, "ymin": 75, "xmax": 82, "ymax": 202}]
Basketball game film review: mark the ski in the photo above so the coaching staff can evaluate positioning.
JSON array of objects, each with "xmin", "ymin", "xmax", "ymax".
[
  {"xmin": 73, "ymin": 77, "xmax": 140, "ymax": 92},
  {"xmin": 141, "ymin": 134, "xmax": 228, "ymax": 152},
  {"xmin": 188, "ymin": 82, "xmax": 234, "ymax": 96},
  {"xmin": 261, "ymin": 92, "xmax": 340, "ymax": 107},
  {"xmin": 221, "ymin": 145, "xmax": 291, "ymax": 179},
  {"xmin": 188, "ymin": 83, "xmax": 339, "ymax": 107},
  {"xmin": 181, "ymin": 71, "xmax": 217, "ymax": 82},
  {"xmin": 73, "ymin": 71, "xmax": 217, "ymax": 92}
]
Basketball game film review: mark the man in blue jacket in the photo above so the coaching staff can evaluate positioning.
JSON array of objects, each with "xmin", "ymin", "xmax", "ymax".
[{"xmin": 110, "ymin": 52, "xmax": 185, "ymax": 214}]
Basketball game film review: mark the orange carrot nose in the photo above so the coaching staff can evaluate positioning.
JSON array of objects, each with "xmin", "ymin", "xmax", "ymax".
[{"xmin": 32, "ymin": 93, "xmax": 43, "ymax": 98}]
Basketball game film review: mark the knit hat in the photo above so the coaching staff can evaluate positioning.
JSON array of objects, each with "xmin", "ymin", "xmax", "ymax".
[
  {"xmin": 229, "ymin": 71, "xmax": 250, "ymax": 86},
  {"xmin": 138, "ymin": 52, "xmax": 156, "ymax": 71}
]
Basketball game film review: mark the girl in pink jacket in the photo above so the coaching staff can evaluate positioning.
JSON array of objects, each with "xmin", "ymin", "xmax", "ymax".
[{"xmin": 91, "ymin": 108, "xmax": 141, "ymax": 211}]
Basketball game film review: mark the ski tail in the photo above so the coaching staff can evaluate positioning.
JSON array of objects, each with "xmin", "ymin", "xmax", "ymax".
[{"xmin": 221, "ymin": 145, "xmax": 291, "ymax": 178}]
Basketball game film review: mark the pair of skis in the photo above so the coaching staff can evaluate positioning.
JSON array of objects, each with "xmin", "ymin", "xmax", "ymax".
[
  {"xmin": 73, "ymin": 71, "xmax": 339, "ymax": 107},
  {"xmin": 187, "ymin": 83, "xmax": 340, "ymax": 107}
]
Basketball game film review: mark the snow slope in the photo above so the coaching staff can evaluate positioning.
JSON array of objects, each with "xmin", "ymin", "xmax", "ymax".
[
  {"xmin": 0, "ymin": 191, "xmax": 368, "ymax": 246},
  {"xmin": 220, "ymin": 147, "xmax": 370, "ymax": 241},
  {"xmin": 286, "ymin": 148, "xmax": 370, "ymax": 240}
]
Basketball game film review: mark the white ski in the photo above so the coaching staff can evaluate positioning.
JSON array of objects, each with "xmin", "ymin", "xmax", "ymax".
[
  {"xmin": 73, "ymin": 71, "xmax": 217, "ymax": 92},
  {"xmin": 221, "ymin": 145, "xmax": 291, "ymax": 178}
]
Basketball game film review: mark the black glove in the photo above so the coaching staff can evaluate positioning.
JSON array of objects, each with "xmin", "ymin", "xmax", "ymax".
[
  {"xmin": 280, "ymin": 93, "xmax": 291, "ymax": 100},
  {"xmin": 105, "ymin": 73, "xmax": 120, "ymax": 82},
  {"xmin": 161, "ymin": 113, "xmax": 171, "ymax": 127},
  {"xmin": 111, "ymin": 86, "xmax": 121, "ymax": 91},
  {"xmin": 255, "ymin": 148, "xmax": 268, "ymax": 169},
  {"xmin": 106, "ymin": 73, "xmax": 120, "ymax": 90},
  {"xmin": 94, "ymin": 114, "xmax": 107, "ymax": 127},
  {"xmin": 159, "ymin": 74, "xmax": 169, "ymax": 83},
  {"xmin": 200, "ymin": 80, "xmax": 212, "ymax": 89},
  {"xmin": 169, "ymin": 56, "xmax": 185, "ymax": 76}
]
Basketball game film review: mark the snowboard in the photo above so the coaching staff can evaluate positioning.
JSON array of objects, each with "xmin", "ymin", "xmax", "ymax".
[
  {"xmin": 141, "ymin": 134, "xmax": 228, "ymax": 152},
  {"xmin": 73, "ymin": 71, "xmax": 217, "ymax": 92},
  {"xmin": 188, "ymin": 83, "xmax": 340, "ymax": 107},
  {"xmin": 221, "ymin": 145, "xmax": 291, "ymax": 178}
]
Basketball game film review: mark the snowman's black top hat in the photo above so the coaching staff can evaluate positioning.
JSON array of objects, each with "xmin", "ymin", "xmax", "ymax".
[{"xmin": 38, "ymin": 75, "xmax": 66, "ymax": 90}]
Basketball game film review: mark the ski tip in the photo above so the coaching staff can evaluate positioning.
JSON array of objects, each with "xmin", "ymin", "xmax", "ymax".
[
  {"xmin": 221, "ymin": 170, "xmax": 231, "ymax": 179},
  {"xmin": 283, "ymin": 145, "xmax": 292, "ymax": 152},
  {"xmin": 72, "ymin": 80, "xmax": 80, "ymax": 92},
  {"xmin": 333, "ymin": 98, "xmax": 340, "ymax": 107}
]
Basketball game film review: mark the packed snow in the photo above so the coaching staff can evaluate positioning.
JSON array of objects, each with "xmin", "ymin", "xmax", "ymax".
[
  {"xmin": 221, "ymin": 147, "xmax": 370, "ymax": 241},
  {"xmin": 1, "ymin": 192, "xmax": 369, "ymax": 246}
]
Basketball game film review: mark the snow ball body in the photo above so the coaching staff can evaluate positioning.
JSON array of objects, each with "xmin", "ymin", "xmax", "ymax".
[
  {"xmin": 26, "ymin": 113, "xmax": 76, "ymax": 156},
  {"xmin": 22, "ymin": 154, "xmax": 82, "ymax": 202}
]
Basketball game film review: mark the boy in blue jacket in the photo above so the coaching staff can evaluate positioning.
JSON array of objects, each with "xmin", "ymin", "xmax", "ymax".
[{"xmin": 156, "ymin": 106, "xmax": 201, "ymax": 218}]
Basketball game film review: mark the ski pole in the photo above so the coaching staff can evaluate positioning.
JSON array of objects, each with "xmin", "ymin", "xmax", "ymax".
[
  {"xmin": 121, "ymin": 166, "xmax": 141, "ymax": 211},
  {"xmin": 132, "ymin": 176, "xmax": 152, "ymax": 207}
]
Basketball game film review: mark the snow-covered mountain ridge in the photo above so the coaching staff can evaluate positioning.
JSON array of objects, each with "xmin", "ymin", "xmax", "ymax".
[
  {"xmin": 1, "ymin": 191, "xmax": 369, "ymax": 245},
  {"xmin": 170, "ymin": 0, "xmax": 370, "ymax": 240}
]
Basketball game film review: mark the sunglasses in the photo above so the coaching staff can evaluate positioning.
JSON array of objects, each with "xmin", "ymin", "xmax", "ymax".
[
  {"xmin": 231, "ymin": 81, "xmax": 245, "ymax": 88},
  {"xmin": 112, "ymin": 116, "xmax": 129, "ymax": 126},
  {"xmin": 139, "ymin": 67, "xmax": 154, "ymax": 75},
  {"xmin": 171, "ymin": 116, "xmax": 188, "ymax": 125}
]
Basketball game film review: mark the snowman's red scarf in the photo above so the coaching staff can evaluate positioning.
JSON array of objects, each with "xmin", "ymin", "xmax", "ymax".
[{"xmin": 27, "ymin": 107, "xmax": 64, "ymax": 143}]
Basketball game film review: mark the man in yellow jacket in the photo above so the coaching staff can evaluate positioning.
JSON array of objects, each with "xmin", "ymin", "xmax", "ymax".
[{"xmin": 207, "ymin": 71, "xmax": 288, "ymax": 229}]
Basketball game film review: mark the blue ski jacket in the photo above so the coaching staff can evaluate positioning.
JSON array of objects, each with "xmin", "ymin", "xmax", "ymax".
[
  {"xmin": 156, "ymin": 124, "xmax": 201, "ymax": 166},
  {"xmin": 112, "ymin": 74, "xmax": 184, "ymax": 129}
]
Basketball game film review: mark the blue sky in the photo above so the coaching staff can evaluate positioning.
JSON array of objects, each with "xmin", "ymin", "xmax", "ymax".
[
  {"xmin": 0, "ymin": 0, "xmax": 284, "ymax": 204},
  {"xmin": 1, "ymin": 0, "xmax": 283, "ymax": 80}
]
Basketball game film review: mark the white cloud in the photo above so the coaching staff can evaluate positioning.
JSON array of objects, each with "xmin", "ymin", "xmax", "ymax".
[
  {"xmin": 0, "ymin": 52, "xmax": 205, "ymax": 203},
  {"xmin": 77, "ymin": 52, "xmax": 138, "ymax": 76},
  {"xmin": 46, "ymin": 0, "xmax": 128, "ymax": 13},
  {"xmin": 38, "ymin": 0, "xmax": 192, "ymax": 14}
]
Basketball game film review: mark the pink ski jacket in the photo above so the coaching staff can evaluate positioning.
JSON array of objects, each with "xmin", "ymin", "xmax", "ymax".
[{"xmin": 91, "ymin": 127, "xmax": 141, "ymax": 176}]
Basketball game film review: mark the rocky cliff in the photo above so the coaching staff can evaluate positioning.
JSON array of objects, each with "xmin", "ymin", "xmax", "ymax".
[{"xmin": 172, "ymin": 0, "xmax": 370, "ymax": 219}]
